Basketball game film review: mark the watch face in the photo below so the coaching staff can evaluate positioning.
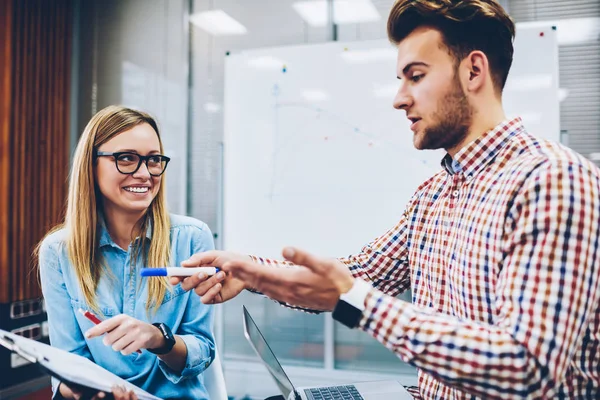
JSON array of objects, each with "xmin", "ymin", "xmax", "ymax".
[
  {"xmin": 150, "ymin": 323, "xmax": 176, "ymax": 354},
  {"xmin": 332, "ymin": 300, "xmax": 363, "ymax": 329},
  {"xmin": 158, "ymin": 323, "xmax": 173, "ymax": 339}
]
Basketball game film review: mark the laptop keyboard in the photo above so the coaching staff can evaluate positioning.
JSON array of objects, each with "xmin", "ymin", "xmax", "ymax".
[{"xmin": 305, "ymin": 385, "xmax": 364, "ymax": 400}]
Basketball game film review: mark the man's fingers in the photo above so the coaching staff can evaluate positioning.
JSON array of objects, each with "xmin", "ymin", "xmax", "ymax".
[
  {"xmin": 177, "ymin": 273, "xmax": 205, "ymax": 291},
  {"xmin": 222, "ymin": 260, "xmax": 265, "ymax": 291},
  {"xmin": 192, "ymin": 271, "xmax": 225, "ymax": 296},
  {"xmin": 200, "ymin": 282, "xmax": 222, "ymax": 304},
  {"xmin": 223, "ymin": 259, "xmax": 295, "ymax": 297},
  {"xmin": 251, "ymin": 270, "xmax": 301, "ymax": 305},
  {"xmin": 169, "ymin": 276, "xmax": 183, "ymax": 285},
  {"xmin": 181, "ymin": 251, "xmax": 217, "ymax": 267},
  {"xmin": 178, "ymin": 269, "xmax": 224, "ymax": 292},
  {"xmin": 224, "ymin": 261, "xmax": 314, "ymax": 307},
  {"xmin": 282, "ymin": 247, "xmax": 324, "ymax": 272}
]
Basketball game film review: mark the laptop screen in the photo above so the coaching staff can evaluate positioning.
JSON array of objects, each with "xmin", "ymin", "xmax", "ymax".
[{"xmin": 242, "ymin": 306, "xmax": 295, "ymax": 399}]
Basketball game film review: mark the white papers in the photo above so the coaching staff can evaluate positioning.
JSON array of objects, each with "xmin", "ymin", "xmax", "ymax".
[{"xmin": 0, "ymin": 329, "xmax": 161, "ymax": 400}]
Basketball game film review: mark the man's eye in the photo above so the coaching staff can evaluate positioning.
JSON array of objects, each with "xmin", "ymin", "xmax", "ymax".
[{"xmin": 411, "ymin": 74, "xmax": 424, "ymax": 83}]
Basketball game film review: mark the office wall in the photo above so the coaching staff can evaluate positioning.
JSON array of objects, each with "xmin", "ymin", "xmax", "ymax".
[
  {"xmin": 508, "ymin": 0, "xmax": 600, "ymax": 162},
  {"xmin": 74, "ymin": 0, "xmax": 190, "ymax": 215}
]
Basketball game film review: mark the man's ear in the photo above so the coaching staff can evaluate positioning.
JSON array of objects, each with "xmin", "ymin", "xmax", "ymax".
[{"xmin": 461, "ymin": 50, "xmax": 488, "ymax": 93}]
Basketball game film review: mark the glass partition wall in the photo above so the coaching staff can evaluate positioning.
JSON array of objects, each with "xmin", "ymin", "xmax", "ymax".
[{"xmin": 187, "ymin": 0, "xmax": 417, "ymax": 385}]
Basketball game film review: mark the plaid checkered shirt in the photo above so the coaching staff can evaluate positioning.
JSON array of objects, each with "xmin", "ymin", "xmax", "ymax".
[{"xmin": 251, "ymin": 118, "xmax": 600, "ymax": 399}]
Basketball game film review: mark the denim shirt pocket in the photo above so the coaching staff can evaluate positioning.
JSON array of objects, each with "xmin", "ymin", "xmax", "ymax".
[
  {"xmin": 70, "ymin": 298, "xmax": 116, "ymax": 320},
  {"xmin": 142, "ymin": 284, "xmax": 188, "ymax": 324},
  {"xmin": 159, "ymin": 284, "xmax": 187, "ymax": 305}
]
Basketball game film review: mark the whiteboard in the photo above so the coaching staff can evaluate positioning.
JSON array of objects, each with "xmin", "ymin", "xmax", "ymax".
[{"xmin": 223, "ymin": 24, "xmax": 559, "ymax": 258}]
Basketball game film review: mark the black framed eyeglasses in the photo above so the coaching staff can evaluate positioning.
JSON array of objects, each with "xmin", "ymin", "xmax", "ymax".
[{"xmin": 95, "ymin": 151, "xmax": 170, "ymax": 176}]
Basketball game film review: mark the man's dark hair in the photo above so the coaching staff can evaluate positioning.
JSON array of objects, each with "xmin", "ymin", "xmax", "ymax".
[{"xmin": 388, "ymin": 0, "xmax": 515, "ymax": 93}]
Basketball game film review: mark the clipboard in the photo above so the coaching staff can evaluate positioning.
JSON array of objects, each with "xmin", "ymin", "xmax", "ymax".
[{"xmin": 0, "ymin": 329, "xmax": 161, "ymax": 400}]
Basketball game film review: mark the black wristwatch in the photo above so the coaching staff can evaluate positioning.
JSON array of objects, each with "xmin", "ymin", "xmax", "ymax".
[
  {"xmin": 148, "ymin": 322, "xmax": 176, "ymax": 355},
  {"xmin": 332, "ymin": 279, "xmax": 371, "ymax": 329}
]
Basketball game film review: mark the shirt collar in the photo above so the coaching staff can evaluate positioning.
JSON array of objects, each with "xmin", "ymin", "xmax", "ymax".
[
  {"xmin": 98, "ymin": 213, "xmax": 153, "ymax": 248},
  {"xmin": 440, "ymin": 117, "xmax": 524, "ymax": 177}
]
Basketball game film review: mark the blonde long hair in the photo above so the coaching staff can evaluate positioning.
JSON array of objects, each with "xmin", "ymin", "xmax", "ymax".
[{"xmin": 42, "ymin": 105, "xmax": 171, "ymax": 315}]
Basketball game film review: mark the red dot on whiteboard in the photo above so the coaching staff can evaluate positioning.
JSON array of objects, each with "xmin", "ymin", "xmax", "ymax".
[
  {"xmin": 368, "ymin": 142, "xmax": 373, "ymax": 147},
  {"xmin": 539, "ymin": 32, "xmax": 544, "ymax": 37}
]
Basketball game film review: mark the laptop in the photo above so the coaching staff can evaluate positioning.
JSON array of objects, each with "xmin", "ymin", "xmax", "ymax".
[{"xmin": 242, "ymin": 306, "xmax": 414, "ymax": 400}]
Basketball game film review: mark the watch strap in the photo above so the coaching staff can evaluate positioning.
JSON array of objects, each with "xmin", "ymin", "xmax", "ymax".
[
  {"xmin": 339, "ymin": 278, "xmax": 371, "ymax": 310},
  {"xmin": 332, "ymin": 279, "xmax": 372, "ymax": 328},
  {"xmin": 148, "ymin": 322, "xmax": 176, "ymax": 355}
]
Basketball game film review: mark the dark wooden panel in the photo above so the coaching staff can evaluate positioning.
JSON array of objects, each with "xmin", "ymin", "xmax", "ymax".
[
  {"xmin": 0, "ymin": 0, "xmax": 72, "ymax": 303},
  {"xmin": 0, "ymin": 0, "xmax": 14, "ymax": 304}
]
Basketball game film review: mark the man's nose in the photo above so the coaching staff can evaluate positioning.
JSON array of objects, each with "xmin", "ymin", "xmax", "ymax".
[{"xmin": 393, "ymin": 83, "xmax": 412, "ymax": 110}]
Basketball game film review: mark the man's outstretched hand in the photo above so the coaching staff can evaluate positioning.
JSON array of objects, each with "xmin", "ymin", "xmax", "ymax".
[
  {"xmin": 171, "ymin": 251, "xmax": 251, "ymax": 304},
  {"xmin": 221, "ymin": 247, "xmax": 355, "ymax": 311}
]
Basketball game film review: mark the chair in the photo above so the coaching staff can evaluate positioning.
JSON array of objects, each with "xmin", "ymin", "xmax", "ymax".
[{"xmin": 204, "ymin": 346, "xmax": 227, "ymax": 400}]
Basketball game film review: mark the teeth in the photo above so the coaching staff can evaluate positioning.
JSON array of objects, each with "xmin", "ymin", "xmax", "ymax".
[{"xmin": 125, "ymin": 187, "xmax": 149, "ymax": 193}]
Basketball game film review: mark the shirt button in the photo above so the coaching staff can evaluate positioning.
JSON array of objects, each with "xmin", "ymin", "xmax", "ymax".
[
  {"xmin": 466, "ymin": 174, "xmax": 473, "ymax": 182},
  {"xmin": 453, "ymin": 190, "xmax": 459, "ymax": 197}
]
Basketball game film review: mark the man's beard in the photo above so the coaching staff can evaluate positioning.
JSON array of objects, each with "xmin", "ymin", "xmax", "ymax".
[{"xmin": 415, "ymin": 75, "xmax": 473, "ymax": 151}]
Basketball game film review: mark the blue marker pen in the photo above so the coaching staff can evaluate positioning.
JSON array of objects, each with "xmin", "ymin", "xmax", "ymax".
[{"xmin": 140, "ymin": 267, "xmax": 220, "ymax": 277}]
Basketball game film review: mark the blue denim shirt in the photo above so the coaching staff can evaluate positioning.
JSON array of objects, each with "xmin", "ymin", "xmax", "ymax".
[{"xmin": 39, "ymin": 214, "xmax": 215, "ymax": 400}]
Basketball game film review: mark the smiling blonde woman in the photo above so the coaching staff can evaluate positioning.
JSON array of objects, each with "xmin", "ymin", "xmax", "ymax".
[{"xmin": 38, "ymin": 105, "xmax": 215, "ymax": 400}]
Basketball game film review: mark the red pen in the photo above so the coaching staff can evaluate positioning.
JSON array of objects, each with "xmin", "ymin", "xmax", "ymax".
[
  {"xmin": 78, "ymin": 308, "xmax": 102, "ymax": 324},
  {"xmin": 78, "ymin": 308, "xmax": 142, "ymax": 354}
]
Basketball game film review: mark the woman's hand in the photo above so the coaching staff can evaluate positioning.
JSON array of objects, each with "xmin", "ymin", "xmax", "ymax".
[
  {"xmin": 84, "ymin": 315, "xmax": 165, "ymax": 355},
  {"xmin": 59, "ymin": 382, "xmax": 138, "ymax": 399},
  {"xmin": 59, "ymin": 381, "xmax": 105, "ymax": 400}
]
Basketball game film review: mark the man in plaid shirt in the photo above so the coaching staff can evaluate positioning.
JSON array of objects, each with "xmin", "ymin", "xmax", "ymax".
[{"xmin": 176, "ymin": 1, "xmax": 600, "ymax": 398}]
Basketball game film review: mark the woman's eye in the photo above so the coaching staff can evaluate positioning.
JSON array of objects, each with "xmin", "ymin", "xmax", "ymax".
[
  {"xmin": 118, "ymin": 154, "xmax": 138, "ymax": 163},
  {"xmin": 411, "ymin": 74, "xmax": 423, "ymax": 83},
  {"xmin": 148, "ymin": 156, "xmax": 161, "ymax": 164}
]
